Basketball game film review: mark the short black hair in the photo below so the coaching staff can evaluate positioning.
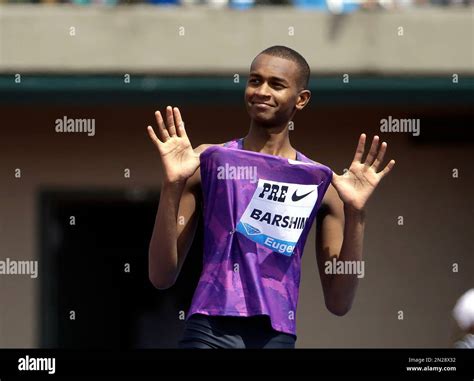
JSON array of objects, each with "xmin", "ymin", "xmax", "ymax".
[{"xmin": 255, "ymin": 45, "xmax": 310, "ymax": 90}]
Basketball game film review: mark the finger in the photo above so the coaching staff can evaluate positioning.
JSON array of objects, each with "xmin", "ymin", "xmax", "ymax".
[
  {"xmin": 380, "ymin": 159, "xmax": 396, "ymax": 178},
  {"xmin": 147, "ymin": 126, "xmax": 163, "ymax": 150},
  {"xmin": 166, "ymin": 105, "xmax": 177, "ymax": 137},
  {"xmin": 352, "ymin": 133, "xmax": 366, "ymax": 163},
  {"xmin": 364, "ymin": 135, "xmax": 380, "ymax": 166},
  {"xmin": 154, "ymin": 111, "xmax": 170, "ymax": 142},
  {"xmin": 173, "ymin": 107, "xmax": 187, "ymax": 139},
  {"xmin": 372, "ymin": 141, "xmax": 387, "ymax": 171}
]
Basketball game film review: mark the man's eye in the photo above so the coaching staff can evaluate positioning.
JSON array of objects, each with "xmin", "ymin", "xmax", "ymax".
[{"xmin": 249, "ymin": 79, "xmax": 259, "ymax": 84}]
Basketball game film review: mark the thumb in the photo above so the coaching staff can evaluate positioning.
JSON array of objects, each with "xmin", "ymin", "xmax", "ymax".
[
  {"xmin": 147, "ymin": 126, "xmax": 163, "ymax": 151},
  {"xmin": 331, "ymin": 171, "xmax": 340, "ymax": 183}
]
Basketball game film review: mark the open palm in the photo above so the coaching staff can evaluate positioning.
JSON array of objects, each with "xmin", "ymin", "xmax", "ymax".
[
  {"xmin": 332, "ymin": 134, "xmax": 395, "ymax": 211},
  {"xmin": 147, "ymin": 106, "xmax": 200, "ymax": 184}
]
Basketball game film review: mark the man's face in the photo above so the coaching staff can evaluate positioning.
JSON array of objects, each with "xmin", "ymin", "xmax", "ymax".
[{"xmin": 245, "ymin": 54, "xmax": 303, "ymax": 127}]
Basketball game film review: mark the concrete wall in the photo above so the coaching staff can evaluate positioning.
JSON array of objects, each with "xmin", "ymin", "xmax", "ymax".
[
  {"xmin": 0, "ymin": 5, "xmax": 472, "ymax": 74},
  {"xmin": 0, "ymin": 102, "xmax": 472, "ymax": 347}
]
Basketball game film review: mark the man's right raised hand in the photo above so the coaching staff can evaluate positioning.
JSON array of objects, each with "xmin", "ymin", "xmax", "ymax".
[{"xmin": 147, "ymin": 106, "xmax": 200, "ymax": 184}]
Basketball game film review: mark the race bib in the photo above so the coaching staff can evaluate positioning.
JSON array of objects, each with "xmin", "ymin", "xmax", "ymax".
[{"xmin": 236, "ymin": 179, "xmax": 319, "ymax": 256}]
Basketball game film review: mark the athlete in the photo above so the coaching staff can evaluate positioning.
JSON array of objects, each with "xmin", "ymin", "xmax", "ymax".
[{"xmin": 147, "ymin": 46, "xmax": 395, "ymax": 349}]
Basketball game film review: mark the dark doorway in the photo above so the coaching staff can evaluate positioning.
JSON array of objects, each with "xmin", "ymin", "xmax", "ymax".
[{"xmin": 38, "ymin": 188, "xmax": 203, "ymax": 349}]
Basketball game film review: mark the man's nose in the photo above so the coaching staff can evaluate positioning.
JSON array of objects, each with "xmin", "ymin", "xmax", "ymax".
[{"xmin": 254, "ymin": 82, "xmax": 271, "ymax": 97}]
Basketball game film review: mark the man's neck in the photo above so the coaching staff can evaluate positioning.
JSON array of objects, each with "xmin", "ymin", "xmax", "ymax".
[{"xmin": 243, "ymin": 121, "xmax": 296, "ymax": 160}]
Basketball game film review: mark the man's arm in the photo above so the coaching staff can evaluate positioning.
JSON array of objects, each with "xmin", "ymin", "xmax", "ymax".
[
  {"xmin": 315, "ymin": 134, "xmax": 395, "ymax": 316},
  {"xmin": 148, "ymin": 147, "xmax": 205, "ymax": 290},
  {"xmin": 316, "ymin": 185, "xmax": 365, "ymax": 316},
  {"xmin": 146, "ymin": 105, "xmax": 215, "ymax": 289}
]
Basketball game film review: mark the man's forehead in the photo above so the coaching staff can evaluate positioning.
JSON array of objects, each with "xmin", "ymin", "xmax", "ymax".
[{"xmin": 250, "ymin": 54, "xmax": 298, "ymax": 81}]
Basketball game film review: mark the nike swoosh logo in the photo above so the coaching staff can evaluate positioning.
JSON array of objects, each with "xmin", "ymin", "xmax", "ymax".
[{"xmin": 291, "ymin": 189, "xmax": 315, "ymax": 202}]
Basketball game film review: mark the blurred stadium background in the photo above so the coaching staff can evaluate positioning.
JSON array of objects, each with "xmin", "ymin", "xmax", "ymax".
[{"xmin": 0, "ymin": 3, "xmax": 473, "ymax": 348}]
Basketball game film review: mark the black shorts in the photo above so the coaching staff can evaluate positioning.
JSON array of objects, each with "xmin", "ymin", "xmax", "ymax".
[{"xmin": 178, "ymin": 313, "xmax": 296, "ymax": 349}]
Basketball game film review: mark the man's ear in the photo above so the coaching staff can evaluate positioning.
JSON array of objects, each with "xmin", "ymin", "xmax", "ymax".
[{"xmin": 295, "ymin": 89, "xmax": 311, "ymax": 111}]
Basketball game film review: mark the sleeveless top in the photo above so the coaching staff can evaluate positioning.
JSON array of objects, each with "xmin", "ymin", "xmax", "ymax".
[{"xmin": 187, "ymin": 138, "xmax": 333, "ymax": 336}]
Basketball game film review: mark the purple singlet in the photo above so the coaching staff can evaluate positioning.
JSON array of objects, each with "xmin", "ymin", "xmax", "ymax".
[{"xmin": 187, "ymin": 138, "xmax": 333, "ymax": 335}]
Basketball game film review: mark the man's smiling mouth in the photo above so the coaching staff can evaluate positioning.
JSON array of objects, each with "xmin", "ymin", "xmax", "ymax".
[{"xmin": 252, "ymin": 102, "xmax": 274, "ymax": 108}]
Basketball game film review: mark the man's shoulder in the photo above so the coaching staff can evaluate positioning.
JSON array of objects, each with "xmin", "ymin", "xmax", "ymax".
[
  {"xmin": 194, "ymin": 143, "xmax": 225, "ymax": 154},
  {"xmin": 188, "ymin": 143, "xmax": 225, "ymax": 190},
  {"xmin": 297, "ymin": 150, "xmax": 326, "ymax": 168},
  {"xmin": 300, "ymin": 153, "xmax": 338, "ymax": 210}
]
